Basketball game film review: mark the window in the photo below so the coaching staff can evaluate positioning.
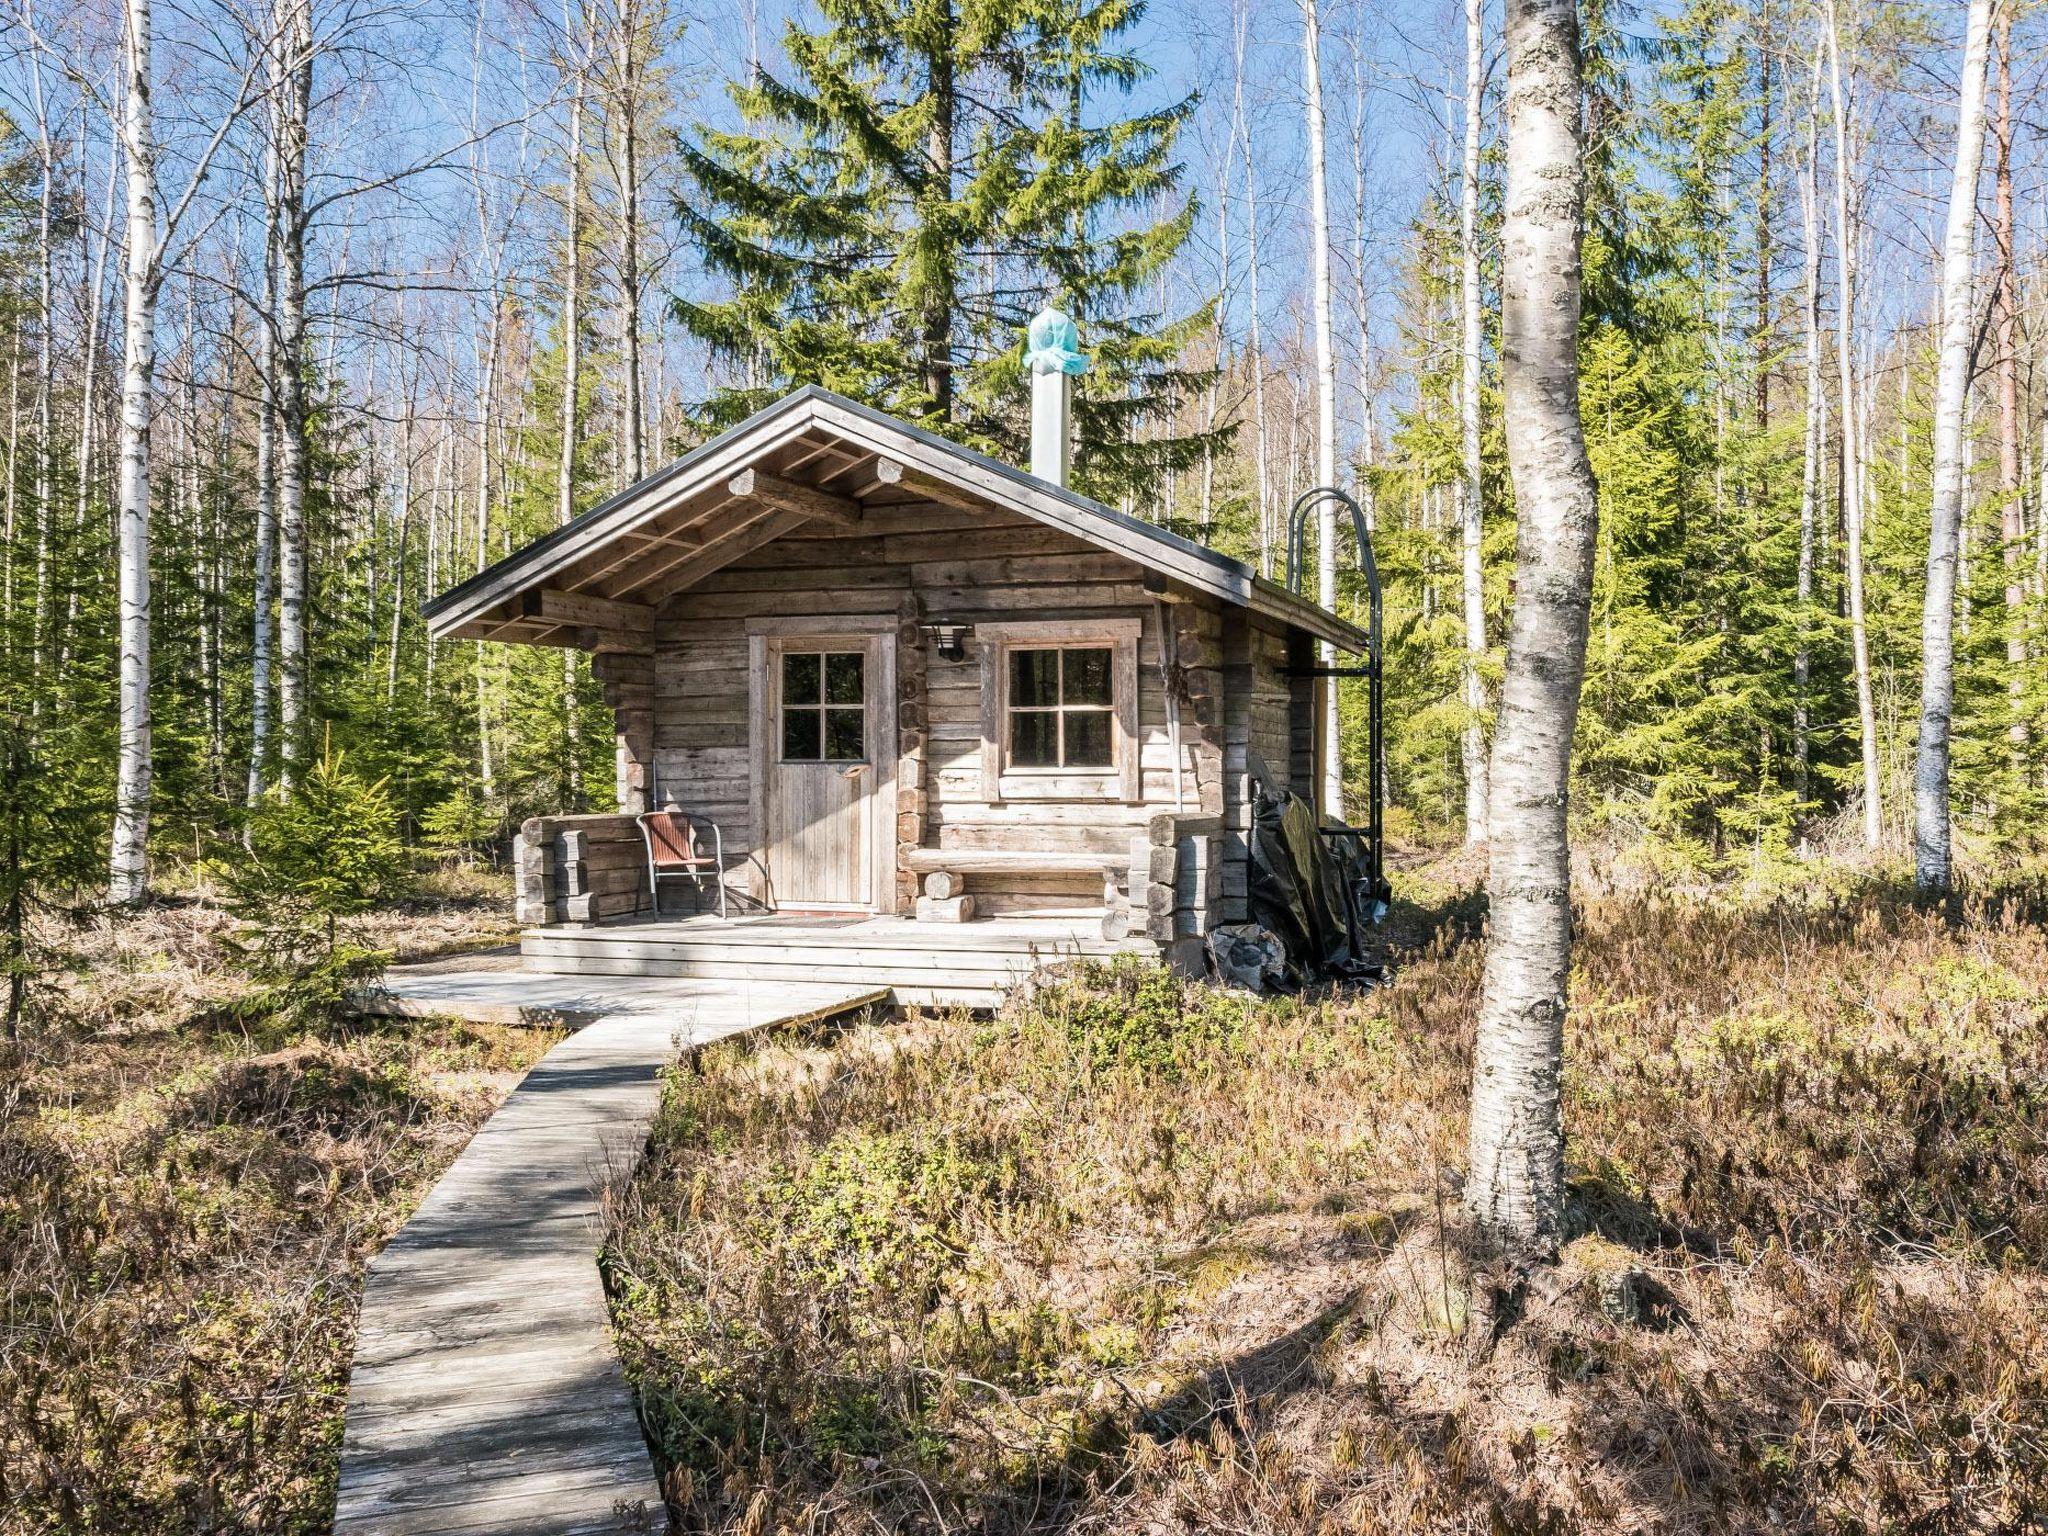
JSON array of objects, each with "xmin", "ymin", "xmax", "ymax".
[
  {"xmin": 780, "ymin": 650, "xmax": 866, "ymax": 762},
  {"xmin": 975, "ymin": 618, "xmax": 1141, "ymax": 803},
  {"xmin": 1007, "ymin": 647, "xmax": 1114, "ymax": 768}
]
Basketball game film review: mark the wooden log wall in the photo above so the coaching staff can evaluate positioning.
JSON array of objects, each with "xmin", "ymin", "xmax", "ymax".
[
  {"xmin": 1217, "ymin": 611, "xmax": 1309, "ymax": 924},
  {"xmin": 513, "ymin": 813, "xmax": 654, "ymax": 927},
  {"xmin": 894, "ymin": 600, "xmax": 928, "ymax": 914},
  {"xmin": 1114, "ymin": 810, "xmax": 1224, "ymax": 973},
  {"xmin": 645, "ymin": 502, "xmax": 1205, "ymax": 918}
]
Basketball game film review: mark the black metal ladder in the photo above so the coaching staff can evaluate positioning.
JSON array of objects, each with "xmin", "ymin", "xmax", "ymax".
[{"xmin": 1283, "ymin": 485, "xmax": 1388, "ymax": 915}]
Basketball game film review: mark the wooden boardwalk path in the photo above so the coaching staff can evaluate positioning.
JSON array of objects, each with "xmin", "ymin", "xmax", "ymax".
[{"xmin": 336, "ymin": 970, "xmax": 888, "ymax": 1535}]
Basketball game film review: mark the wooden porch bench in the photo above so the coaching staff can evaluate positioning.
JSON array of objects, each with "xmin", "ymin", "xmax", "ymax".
[{"xmin": 901, "ymin": 847, "xmax": 1124, "ymax": 923}]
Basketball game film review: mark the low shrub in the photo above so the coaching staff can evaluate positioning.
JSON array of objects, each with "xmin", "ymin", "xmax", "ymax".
[{"xmin": 604, "ymin": 870, "xmax": 2048, "ymax": 1534}]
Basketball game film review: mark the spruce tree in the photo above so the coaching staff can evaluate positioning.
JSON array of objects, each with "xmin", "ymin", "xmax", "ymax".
[{"xmin": 674, "ymin": 0, "xmax": 1218, "ymax": 508}]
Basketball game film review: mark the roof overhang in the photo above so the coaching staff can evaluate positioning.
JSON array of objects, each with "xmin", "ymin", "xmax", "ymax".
[{"xmin": 423, "ymin": 386, "xmax": 1370, "ymax": 654}]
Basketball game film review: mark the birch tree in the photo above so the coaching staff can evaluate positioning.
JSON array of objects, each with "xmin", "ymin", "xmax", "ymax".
[
  {"xmin": 1300, "ymin": 0, "xmax": 1342, "ymax": 818},
  {"xmin": 1232, "ymin": 2, "xmax": 1272, "ymax": 568},
  {"xmin": 1912, "ymin": 0, "xmax": 1995, "ymax": 892},
  {"xmin": 1347, "ymin": 34, "xmax": 1378, "ymax": 534},
  {"xmin": 1991, "ymin": 8, "xmax": 2026, "ymax": 760},
  {"xmin": 558, "ymin": 1, "xmax": 591, "ymax": 797},
  {"xmin": 105, "ymin": 0, "xmax": 263, "ymax": 902},
  {"xmin": 1823, "ymin": 0, "xmax": 1881, "ymax": 852},
  {"xmin": 248, "ymin": 140, "xmax": 279, "ymax": 804},
  {"xmin": 595, "ymin": 0, "xmax": 653, "ymax": 481},
  {"xmin": 1465, "ymin": 0, "xmax": 1598, "ymax": 1252},
  {"xmin": 1793, "ymin": 41, "xmax": 1824, "ymax": 815},
  {"xmin": 1458, "ymin": 0, "xmax": 1489, "ymax": 843},
  {"xmin": 107, "ymin": 0, "xmax": 161, "ymax": 905},
  {"xmin": 269, "ymin": 0, "xmax": 313, "ymax": 790}
]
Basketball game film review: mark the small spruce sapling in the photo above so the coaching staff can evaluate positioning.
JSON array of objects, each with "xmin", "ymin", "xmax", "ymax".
[
  {"xmin": 0, "ymin": 714, "xmax": 104, "ymax": 1042},
  {"xmin": 420, "ymin": 782, "xmax": 498, "ymax": 870},
  {"xmin": 220, "ymin": 739, "xmax": 410, "ymax": 1032}
]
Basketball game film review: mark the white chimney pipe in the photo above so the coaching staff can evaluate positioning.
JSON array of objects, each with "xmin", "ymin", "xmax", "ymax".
[
  {"xmin": 1024, "ymin": 306, "xmax": 1087, "ymax": 489},
  {"xmin": 1030, "ymin": 369, "xmax": 1073, "ymax": 487}
]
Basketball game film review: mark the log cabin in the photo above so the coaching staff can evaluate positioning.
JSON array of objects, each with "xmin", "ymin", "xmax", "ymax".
[{"xmin": 426, "ymin": 348, "xmax": 1370, "ymax": 1006}]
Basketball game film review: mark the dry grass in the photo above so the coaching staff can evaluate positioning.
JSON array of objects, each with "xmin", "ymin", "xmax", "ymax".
[
  {"xmin": 604, "ymin": 865, "xmax": 2048, "ymax": 1534},
  {"xmin": 0, "ymin": 876, "xmax": 553, "ymax": 1535}
]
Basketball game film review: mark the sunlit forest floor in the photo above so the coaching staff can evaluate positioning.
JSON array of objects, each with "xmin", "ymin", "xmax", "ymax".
[
  {"xmin": 4, "ymin": 859, "xmax": 2045, "ymax": 1533},
  {"xmin": 0, "ymin": 876, "xmax": 552, "ymax": 1536},
  {"xmin": 607, "ymin": 858, "xmax": 2048, "ymax": 1534}
]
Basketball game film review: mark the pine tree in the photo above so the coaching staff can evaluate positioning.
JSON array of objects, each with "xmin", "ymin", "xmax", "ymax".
[{"xmin": 673, "ymin": 0, "xmax": 1218, "ymax": 508}]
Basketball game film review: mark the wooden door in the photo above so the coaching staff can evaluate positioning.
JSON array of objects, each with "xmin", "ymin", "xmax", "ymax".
[{"xmin": 760, "ymin": 635, "xmax": 881, "ymax": 909}]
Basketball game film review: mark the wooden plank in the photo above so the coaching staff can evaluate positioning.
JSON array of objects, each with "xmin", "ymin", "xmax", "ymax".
[
  {"xmin": 637, "ymin": 504, "xmax": 813, "ymax": 604},
  {"xmin": 900, "ymin": 847, "xmax": 1123, "ymax": 875},
  {"xmin": 335, "ymin": 975, "xmax": 887, "ymax": 1536}
]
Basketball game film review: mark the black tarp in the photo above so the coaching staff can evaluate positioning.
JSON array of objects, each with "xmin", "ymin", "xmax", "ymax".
[{"xmin": 1243, "ymin": 789, "xmax": 1381, "ymax": 987}]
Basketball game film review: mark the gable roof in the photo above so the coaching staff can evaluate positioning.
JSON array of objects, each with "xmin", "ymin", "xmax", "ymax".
[{"xmin": 424, "ymin": 385, "xmax": 1369, "ymax": 653}]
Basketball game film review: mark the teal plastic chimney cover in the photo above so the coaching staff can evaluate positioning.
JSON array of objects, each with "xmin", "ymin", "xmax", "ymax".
[{"xmin": 1024, "ymin": 308, "xmax": 1089, "ymax": 376}]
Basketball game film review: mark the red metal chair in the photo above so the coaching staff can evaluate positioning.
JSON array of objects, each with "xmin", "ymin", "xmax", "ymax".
[{"xmin": 637, "ymin": 806, "xmax": 729, "ymax": 920}]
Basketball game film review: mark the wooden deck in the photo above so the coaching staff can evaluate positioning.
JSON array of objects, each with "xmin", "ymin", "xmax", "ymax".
[
  {"xmin": 336, "ymin": 974, "xmax": 887, "ymax": 1535},
  {"xmin": 520, "ymin": 911, "xmax": 1153, "ymax": 1008}
]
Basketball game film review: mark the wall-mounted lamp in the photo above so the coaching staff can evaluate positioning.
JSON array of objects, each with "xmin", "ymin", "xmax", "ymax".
[{"xmin": 921, "ymin": 622, "xmax": 974, "ymax": 662}]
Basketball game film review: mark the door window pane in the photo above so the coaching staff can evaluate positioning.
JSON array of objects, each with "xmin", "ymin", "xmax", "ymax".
[
  {"xmin": 825, "ymin": 707, "xmax": 866, "ymax": 760},
  {"xmin": 782, "ymin": 708, "xmax": 823, "ymax": 761},
  {"xmin": 825, "ymin": 652, "xmax": 865, "ymax": 705},
  {"xmin": 781, "ymin": 649, "xmax": 867, "ymax": 763},
  {"xmin": 782, "ymin": 651, "xmax": 821, "ymax": 706}
]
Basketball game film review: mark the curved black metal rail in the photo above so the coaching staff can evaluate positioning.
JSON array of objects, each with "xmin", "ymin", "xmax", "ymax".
[{"xmin": 1283, "ymin": 485, "xmax": 1387, "ymax": 915}]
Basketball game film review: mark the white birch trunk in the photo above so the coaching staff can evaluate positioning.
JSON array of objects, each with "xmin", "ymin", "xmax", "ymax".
[
  {"xmin": 1232, "ymin": 3, "xmax": 1272, "ymax": 574},
  {"xmin": 26, "ymin": 34, "xmax": 53, "ymax": 681},
  {"xmin": 1824, "ymin": 0, "xmax": 1882, "ymax": 852},
  {"xmin": 611, "ymin": 0, "xmax": 647, "ymax": 484},
  {"xmin": 1459, "ymin": 0, "xmax": 1491, "ymax": 844},
  {"xmin": 560, "ymin": 62, "xmax": 588, "ymax": 799},
  {"xmin": 1794, "ymin": 41, "xmax": 1824, "ymax": 816},
  {"xmin": 109, "ymin": 0, "xmax": 159, "ymax": 905},
  {"xmin": 273, "ymin": 0, "xmax": 313, "ymax": 789},
  {"xmin": 475, "ymin": 314, "xmax": 499, "ymax": 797},
  {"xmin": 248, "ymin": 139, "xmax": 279, "ymax": 805},
  {"xmin": 1246, "ymin": 169, "xmax": 1272, "ymax": 574},
  {"xmin": 387, "ymin": 376, "xmax": 414, "ymax": 702},
  {"xmin": 1465, "ymin": 0, "xmax": 1598, "ymax": 1253},
  {"xmin": 1913, "ymin": 0, "xmax": 1995, "ymax": 890},
  {"xmin": 5, "ymin": 321, "xmax": 19, "ymax": 654},
  {"xmin": 1348, "ymin": 40, "xmax": 1379, "ymax": 535},
  {"xmin": 1301, "ymin": 0, "xmax": 1343, "ymax": 820}
]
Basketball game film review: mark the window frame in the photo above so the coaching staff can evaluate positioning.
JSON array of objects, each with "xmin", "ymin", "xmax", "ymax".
[
  {"xmin": 777, "ymin": 648, "xmax": 869, "ymax": 765},
  {"xmin": 976, "ymin": 618, "xmax": 1141, "ymax": 804},
  {"xmin": 1004, "ymin": 644, "xmax": 1117, "ymax": 771}
]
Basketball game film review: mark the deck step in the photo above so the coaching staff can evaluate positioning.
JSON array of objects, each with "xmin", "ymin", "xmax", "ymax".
[{"xmin": 519, "ymin": 915, "xmax": 1151, "ymax": 1009}]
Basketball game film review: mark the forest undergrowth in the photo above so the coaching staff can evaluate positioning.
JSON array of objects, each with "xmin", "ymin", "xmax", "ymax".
[
  {"xmin": 0, "ymin": 875, "xmax": 548, "ymax": 1535},
  {"xmin": 605, "ymin": 858, "xmax": 2048, "ymax": 1534}
]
